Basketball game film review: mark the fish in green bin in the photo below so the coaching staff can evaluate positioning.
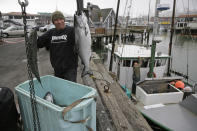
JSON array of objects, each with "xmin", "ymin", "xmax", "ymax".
[{"xmin": 43, "ymin": 92, "xmax": 54, "ymax": 103}]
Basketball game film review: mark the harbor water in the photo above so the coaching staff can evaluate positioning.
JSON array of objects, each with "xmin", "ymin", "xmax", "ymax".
[
  {"xmin": 93, "ymin": 32, "xmax": 197, "ymax": 86},
  {"xmin": 152, "ymin": 32, "xmax": 197, "ymax": 85}
]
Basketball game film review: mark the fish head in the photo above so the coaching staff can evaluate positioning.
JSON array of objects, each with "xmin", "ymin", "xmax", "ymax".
[
  {"xmin": 74, "ymin": 12, "xmax": 90, "ymax": 37},
  {"xmin": 74, "ymin": 12, "xmax": 88, "ymax": 29},
  {"xmin": 43, "ymin": 92, "xmax": 54, "ymax": 103}
]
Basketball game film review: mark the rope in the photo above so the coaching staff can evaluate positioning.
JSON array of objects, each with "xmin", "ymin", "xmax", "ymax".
[
  {"xmin": 186, "ymin": 0, "xmax": 190, "ymax": 84},
  {"xmin": 122, "ymin": 0, "xmax": 129, "ymax": 21},
  {"xmin": 90, "ymin": 70, "xmax": 111, "ymax": 93},
  {"xmin": 62, "ymin": 95, "xmax": 97, "ymax": 131}
]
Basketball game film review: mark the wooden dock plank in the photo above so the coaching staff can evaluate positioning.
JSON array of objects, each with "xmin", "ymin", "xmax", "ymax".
[
  {"xmin": 90, "ymin": 61, "xmax": 134, "ymax": 131},
  {"xmin": 92, "ymin": 60, "xmax": 153, "ymax": 131},
  {"xmin": 78, "ymin": 65, "xmax": 116, "ymax": 131}
]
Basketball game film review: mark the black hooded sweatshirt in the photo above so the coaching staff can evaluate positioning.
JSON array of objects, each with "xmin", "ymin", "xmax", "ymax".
[{"xmin": 37, "ymin": 26, "xmax": 78, "ymax": 70}]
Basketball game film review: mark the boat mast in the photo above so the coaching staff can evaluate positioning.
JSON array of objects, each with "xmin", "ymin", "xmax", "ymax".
[
  {"xmin": 167, "ymin": 0, "xmax": 176, "ymax": 76},
  {"xmin": 148, "ymin": 0, "xmax": 160, "ymax": 78},
  {"xmin": 109, "ymin": 0, "xmax": 120, "ymax": 71}
]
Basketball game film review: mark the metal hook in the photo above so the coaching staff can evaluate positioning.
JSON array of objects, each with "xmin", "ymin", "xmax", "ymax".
[{"xmin": 18, "ymin": 0, "xmax": 29, "ymax": 7}]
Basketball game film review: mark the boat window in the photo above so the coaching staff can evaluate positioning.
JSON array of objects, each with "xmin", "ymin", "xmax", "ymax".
[
  {"xmin": 156, "ymin": 59, "xmax": 162, "ymax": 67},
  {"xmin": 184, "ymin": 23, "xmax": 187, "ymax": 27},
  {"xmin": 17, "ymin": 26, "xmax": 23, "ymax": 30},
  {"xmin": 9, "ymin": 16, "xmax": 13, "ymax": 19},
  {"xmin": 26, "ymin": 16, "xmax": 30, "ymax": 19},
  {"xmin": 180, "ymin": 23, "xmax": 183, "ymax": 27},
  {"xmin": 14, "ymin": 16, "xmax": 22, "ymax": 19},
  {"xmin": 123, "ymin": 60, "xmax": 131, "ymax": 67},
  {"xmin": 10, "ymin": 27, "xmax": 17, "ymax": 31},
  {"xmin": 188, "ymin": 17, "xmax": 193, "ymax": 21},
  {"xmin": 141, "ymin": 58, "xmax": 149, "ymax": 67}
]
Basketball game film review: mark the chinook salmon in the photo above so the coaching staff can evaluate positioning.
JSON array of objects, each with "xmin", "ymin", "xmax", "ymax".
[
  {"xmin": 74, "ymin": 12, "xmax": 92, "ymax": 77},
  {"xmin": 28, "ymin": 29, "xmax": 42, "ymax": 85}
]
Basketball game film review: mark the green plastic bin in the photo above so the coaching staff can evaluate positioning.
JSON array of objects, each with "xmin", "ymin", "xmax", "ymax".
[{"xmin": 15, "ymin": 75, "xmax": 97, "ymax": 131}]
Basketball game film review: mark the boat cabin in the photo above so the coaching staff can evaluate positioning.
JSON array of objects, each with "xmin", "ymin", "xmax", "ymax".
[{"xmin": 105, "ymin": 44, "xmax": 170, "ymax": 90}]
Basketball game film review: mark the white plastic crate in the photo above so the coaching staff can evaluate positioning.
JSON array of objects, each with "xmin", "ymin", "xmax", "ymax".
[{"xmin": 15, "ymin": 75, "xmax": 97, "ymax": 131}]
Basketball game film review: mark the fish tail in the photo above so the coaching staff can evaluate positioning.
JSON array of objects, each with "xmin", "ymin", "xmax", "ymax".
[{"xmin": 81, "ymin": 68, "xmax": 93, "ymax": 77}]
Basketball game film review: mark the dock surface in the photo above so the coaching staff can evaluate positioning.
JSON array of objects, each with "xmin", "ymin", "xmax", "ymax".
[{"xmin": 0, "ymin": 38, "xmax": 152, "ymax": 131}]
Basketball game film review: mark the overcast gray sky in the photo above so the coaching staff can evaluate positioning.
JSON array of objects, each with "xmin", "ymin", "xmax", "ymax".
[{"xmin": 0, "ymin": 0, "xmax": 197, "ymax": 17}]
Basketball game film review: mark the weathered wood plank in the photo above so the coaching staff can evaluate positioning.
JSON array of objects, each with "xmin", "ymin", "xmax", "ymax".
[
  {"xmin": 77, "ymin": 66, "xmax": 84, "ymax": 85},
  {"xmin": 90, "ymin": 61, "xmax": 134, "ymax": 131},
  {"xmin": 93, "ymin": 61, "xmax": 153, "ymax": 131},
  {"xmin": 79, "ymin": 65, "xmax": 116, "ymax": 131}
]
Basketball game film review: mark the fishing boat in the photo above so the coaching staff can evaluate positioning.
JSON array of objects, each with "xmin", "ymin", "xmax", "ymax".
[
  {"xmin": 175, "ymin": 11, "xmax": 197, "ymax": 35},
  {"xmin": 175, "ymin": 21, "xmax": 197, "ymax": 35},
  {"xmin": 105, "ymin": 43, "xmax": 169, "ymax": 95},
  {"xmin": 133, "ymin": 0, "xmax": 197, "ymax": 130},
  {"xmin": 104, "ymin": 0, "xmax": 172, "ymax": 96}
]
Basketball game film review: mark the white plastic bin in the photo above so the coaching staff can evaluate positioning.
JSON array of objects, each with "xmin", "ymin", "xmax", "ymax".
[{"xmin": 15, "ymin": 75, "xmax": 97, "ymax": 131}]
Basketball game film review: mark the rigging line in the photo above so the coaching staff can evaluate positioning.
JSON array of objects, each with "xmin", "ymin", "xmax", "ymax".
[
  {"xmin": 181, "ymin": 0, "xmax": 186, "ymax": 13},
  {"xmin": 122, "ymin": 0, "xmax": 132, "ymax": 45},
  {"xmin": 123, "ymin": 0, "xmax": 129, "ymax": 20},
  {"xmin": 126, "ymin": 0, "xmax": 132, "ymax": 26},
  {"xmin": 125, "ymin": 0, "xmax": 132, "ymax": 43},
  {"xmin": 171, "ymin": 24, "xmax": 180, "ymax": 73},
  {"xmin": 179, "ymin": 0, "xmax": 195, "ymax": 84},
  {"xmin": 170, "ymin": 0, "xmax": 179, "ymax": 74},
  {"xmin": 146, "ymin": 0, "xmax": 151, "ymax": 45},
  {"xmin": 114, "ymin": 0, "xmax": 132, "ymax": 72},
  {"xmin": 172, "ymin": 28, "xmax": 196, "ymax": 84},
  {"xmin": 190, "ymin": 0, "xmax": 195, "ymax": 11},
  {"xmin": 147, "ymin": 0, "xmax": 151, "ymax": 24},
  {"xmin": 181, "ymin": 0, "xmax": 195, "ymax": 41},
  {"xmin": 186, "ymin": 0, "xmax": 190, "ymax": 84}
]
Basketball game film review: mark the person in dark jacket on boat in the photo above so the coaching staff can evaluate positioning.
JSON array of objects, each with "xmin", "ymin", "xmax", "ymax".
[
  {"xmin": 37, "ymin": 11, "xmax": 78, "ymax": 82},
  {"xmin": 132, "ymin": 57, "xmax": 142, "ymax": 94}
]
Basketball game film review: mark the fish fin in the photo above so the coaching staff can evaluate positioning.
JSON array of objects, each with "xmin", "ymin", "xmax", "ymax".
[
  {"xmin": 81, "ymin": 68, "xmax": 93, "ymax": 77},
  {"xmin": 85, "ymin": 27, "xmax": 88, "ymax": 36}
]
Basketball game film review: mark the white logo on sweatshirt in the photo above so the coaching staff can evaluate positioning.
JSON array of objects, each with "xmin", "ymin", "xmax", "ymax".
[{"xmin": 51, "ymin": 35, "xmax": 67, "ymax": 43}]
